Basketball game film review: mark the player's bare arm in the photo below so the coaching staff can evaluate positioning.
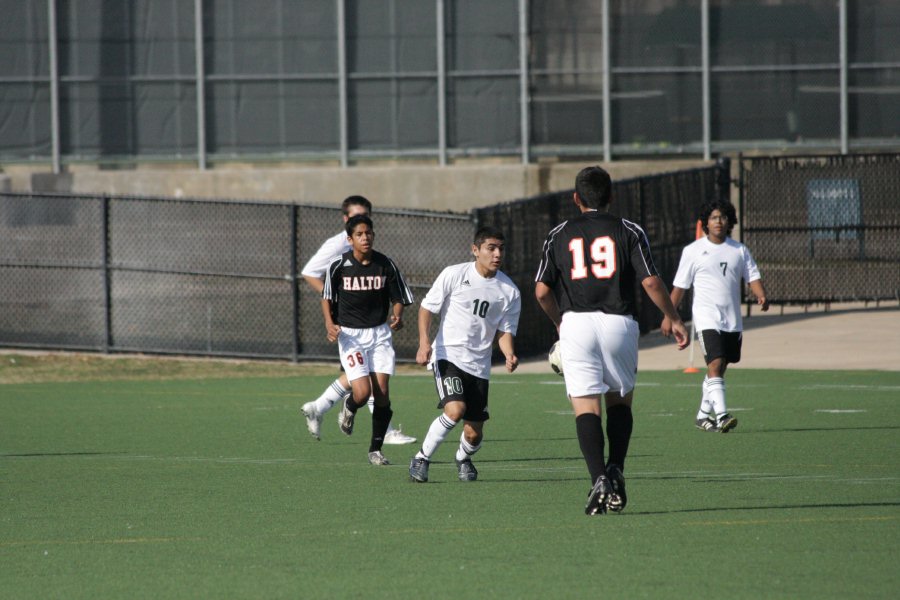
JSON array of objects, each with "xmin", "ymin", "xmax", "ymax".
[
  {"xmin": 321, "ymin": 298, "xmax": 341, "ymax": 342},
  {"xmin": 416, "ymin": 307, "xmax": 435, "ymax": 365},
  {"xmin": 303, "ymin": 275, "xmax": 325, "ymax": 295},
  {"xmin": 749, "ymin": 279, "xmax": 769, "ymax": 311},
  {"xmin": 642, "ymin": 276, "xmax": 689, "ymax": 349},
  {"xmin": 496, "ymin": 331, "xmax": 518, "ymax": 373},
  {"xmin": 389, "ymin": 302, "xmax": 404, "ymax": 331},
  {"xmin": 660, "ymin": 286, "xmax": 687, "ymax": 337},
  {"xmin": 534, "ymin": 282, "xmax": 562, "ymax": 332}
]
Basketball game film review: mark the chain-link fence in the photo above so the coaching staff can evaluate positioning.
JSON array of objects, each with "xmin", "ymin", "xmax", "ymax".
[
  {"xmin": 739, "ymin": 154, "xmax": 900, "ymax": 306},
  {"xmin": 5, "ymin": 156, "xmax": 895, "ymax": 362},
  {"xmin": 474, "ymin": 163, "xmax": 728, "ymax": 354},
  {"xmin": 0, "ymin": 193, "xmax": 473, "ymax": 360}
]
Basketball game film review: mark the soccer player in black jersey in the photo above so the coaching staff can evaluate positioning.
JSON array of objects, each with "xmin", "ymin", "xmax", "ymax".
[
  {"xmin": 322, "ymin": 215, "xmax": 415, "ymax": 465},
  {"xmin": 535, "ymin": 166, "xmax": 689, "ymax": 516}
]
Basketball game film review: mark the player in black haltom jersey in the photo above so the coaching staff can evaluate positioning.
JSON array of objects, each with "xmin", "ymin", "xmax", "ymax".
[
  {"xmin": 535, "ymin": 166, "xmax": 689, "ymax": 516},
  {"xmin": 322, "ymin": 214, "xmax": 414, "ymax": 465}
]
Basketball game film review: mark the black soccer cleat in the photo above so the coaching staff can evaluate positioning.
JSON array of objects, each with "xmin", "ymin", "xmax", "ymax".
[
  {"xmin": 606, "ymin": 464, "xmax": 627, "ymax": 513},
  {"xmin": 717, "ymin": 413, "xmax": 738, "ymax": 433},
  {"xmin": 585, "ymin": 475, "xmax": 612, "ymax": 516},
  {"xmin": 409, "ymin": 456, "xmax": 430, "ymax": 483},
  {"xmin": 695, "ymin": 417, "xmax": 719, "ymax": 432}
]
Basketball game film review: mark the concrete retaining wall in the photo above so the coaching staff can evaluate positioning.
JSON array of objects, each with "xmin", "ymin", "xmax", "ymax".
[{"xmin": 6, "ymin": 159, "xmax": 710, "ymax": 211}]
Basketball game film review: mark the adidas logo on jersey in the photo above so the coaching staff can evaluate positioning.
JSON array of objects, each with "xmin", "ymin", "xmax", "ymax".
[
  {"xmin": 343, "ymin": 259, "xmax": 353, "ymax": 266},
  {"xmin": 462, "ymin": 279, "xmax": 470, "ymax": 286}
]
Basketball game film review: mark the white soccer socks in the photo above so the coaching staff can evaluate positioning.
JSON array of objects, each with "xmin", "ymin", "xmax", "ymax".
[
  {"xmin": 455, "ymin": 431, "xmax": 481, "ymax": 462},
  {"xmin": 705, "ymin": 377, "xmax": 727, "ymax": 422},
  {"xmin": 416, "ymin": 414, "xmax": 457, "ymax": 460},
  {"xmin": 312, "ymin": 378, "xmax": 351, "ymax": 414},
  {"xmin": 696, "ymin": 375, "xmax": 714, "ymax": 421}
]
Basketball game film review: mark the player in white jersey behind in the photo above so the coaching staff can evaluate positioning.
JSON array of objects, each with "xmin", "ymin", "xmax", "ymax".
[
  {"xmin": 409, "ymin": 226, "xmax": 521, "ymax": 483},
  {"xmin": 300, "ymin": 196, "xmax": 415, "ymax": 445},
  {"xmin": 662, "ymin": 200, "xmax": 769, "ymax": 433}
]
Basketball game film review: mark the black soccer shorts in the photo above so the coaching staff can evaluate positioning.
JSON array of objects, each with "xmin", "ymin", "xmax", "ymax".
[
  {"xmin": 699, "ymin": 329, "xmax": 743, "ymax": 365},
  {"xmin": 432, "ymin": 359, "xmax": 491, "ymax": 422}
]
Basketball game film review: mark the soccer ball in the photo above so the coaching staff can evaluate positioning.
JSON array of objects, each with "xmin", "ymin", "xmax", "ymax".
[{"xmin": 548, "ymin": 341, "xmax": 563, "ymax": 376}]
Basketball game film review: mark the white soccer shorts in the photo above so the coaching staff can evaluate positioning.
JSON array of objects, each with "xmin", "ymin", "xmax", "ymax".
[
  {"xmin": 337, "ymin": 323, "xmax": 396, "ymax": 381},
  {"xmin": 559, "ymin": 311, "xmax": 639, "ymax": 397}
]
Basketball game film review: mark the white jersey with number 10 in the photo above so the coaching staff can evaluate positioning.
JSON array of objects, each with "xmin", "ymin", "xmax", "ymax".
[{"xmin": 420, "ymin": 262, "xmax": 521, "ymax": 380}]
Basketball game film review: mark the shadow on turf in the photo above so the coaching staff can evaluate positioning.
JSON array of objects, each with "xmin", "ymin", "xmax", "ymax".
[
  {"xmin": 751, "ymin": 426, "xmax": 900, "ymax": 434},
  {"xmin": 634, "ymin": 501, "xmax": 900, "ymax": 516}
]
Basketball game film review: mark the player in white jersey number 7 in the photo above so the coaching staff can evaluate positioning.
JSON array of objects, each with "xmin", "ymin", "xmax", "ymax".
[{"xmin": 662, "ymin": 200, "xmax": 769, "ymax": 433}]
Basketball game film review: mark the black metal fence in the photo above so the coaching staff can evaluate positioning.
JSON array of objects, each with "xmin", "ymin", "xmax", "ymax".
[
  {"xmin": 0, "ymin": 193, "xmax": 473, "ymax": 360},
  {"xmin": 4, "ymin": 155, "xmax": 896, "ymax": 362},
  {"xmin": 739, "ymin": 154, "xmax": 900, "ymax": 306},
  {"xmin": 474, "ymin": 163, "xmax": 729, "ymax": 354}
]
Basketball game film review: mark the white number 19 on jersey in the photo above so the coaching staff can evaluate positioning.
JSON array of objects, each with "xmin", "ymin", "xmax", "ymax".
[{"xmin": 569, "ymin": 236, "xmax": 617, "ymax": 280}]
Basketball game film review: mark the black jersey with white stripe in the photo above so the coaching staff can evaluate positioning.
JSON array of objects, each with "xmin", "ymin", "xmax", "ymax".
[
  {"xmin": 534, "ymin": 210, "xmax": 658, "ymax": 317},
  {"xmin": 323, "ymin": 250, "xmax": 414, "ymax": 329}
]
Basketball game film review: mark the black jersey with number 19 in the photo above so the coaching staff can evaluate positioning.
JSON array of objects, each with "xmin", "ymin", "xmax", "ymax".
[{"xmin": 535, "ymin": 211, "xmax": 658, "ymax": 317}]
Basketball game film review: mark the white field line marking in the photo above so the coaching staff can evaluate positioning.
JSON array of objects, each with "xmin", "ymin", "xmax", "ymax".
[
  {"xmin": 814, "ymin": 409, "xmax": 868, "ymax": 413},
  {"xmin": 801, "ymin": 384, "xmax": 900, "ymax": 391}
]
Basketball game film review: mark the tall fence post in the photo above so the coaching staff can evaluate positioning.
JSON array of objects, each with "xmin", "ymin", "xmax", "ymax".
[
  {"xmin": 102, "ymin": 196, "xmax": 113, "ymax": 352},
  {"xmin": 716, "ymin": 156, "xmax": 731, "ymax": 203},
  {"xmin": 290, "ymin": 204, "xmax": 300, "ymax": 362}
]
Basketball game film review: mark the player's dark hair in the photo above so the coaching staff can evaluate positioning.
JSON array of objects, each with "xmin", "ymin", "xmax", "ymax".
[
  {"xmin": 699, "ymin": 200, "xmax": 737, "ymax": 235},
  {"xmin": 575, "ymin": 166, "xmax": 612, "ymax": 209},
  {"xmin": 473, "ymin": 226, "xmax": 505, "ymax": 248},
  {"xmin": 345, "ymin": 214, "xmax": 374, "ymax": 236},
  {"xmin": 341, "ymin": 195, "xmax": 372, "ymax": 216}
]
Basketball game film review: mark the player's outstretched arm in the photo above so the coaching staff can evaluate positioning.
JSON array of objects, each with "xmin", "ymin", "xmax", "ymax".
[
  {"xmin": 416, "ymin": 307, "xmax": 434, "ymax": 366},
  {"xmin": 642, "ymin": 276, "xmax": 689, "ymax": 349},
  {"xmin": 321, "ymin": 299, "xmax": 341, "ymax": 342},
  {"xmin": 496, "ymin": 332, "xmax": 518, "ymax": 373},
  {"xmin": 303, "ymin": 275, "xmax": 325, "ymax": 295},
  {"xmin": 660, "ymin": 286, "xmax": 687, "ymax": 337},
  {"xmin": 389, "ymin": 302, "xmax": 404, "ymax": 331},
  {"xmin": 534, "ymin": 282, "xmax": 561, "ymax": 332},
  {"xmin": 749, "ymin": 279, "xmax": 769, "ymax": 311}
]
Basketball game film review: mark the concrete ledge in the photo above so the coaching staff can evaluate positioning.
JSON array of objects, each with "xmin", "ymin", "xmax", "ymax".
[{"xmin": 15, "ymin": 159, "xmax": 711, "ymax": 211}]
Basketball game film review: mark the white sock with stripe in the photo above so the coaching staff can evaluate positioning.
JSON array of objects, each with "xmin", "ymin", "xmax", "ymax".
[
  {"xmin": 312, "ymin": 378, "xmax": 351, "ymax": 414},
  {"xmin": 696, "ymin": 375, "xmax": 713, "ymax": 421},
  {"xmin": 416, "ymin": 414, "xmax": 457, "ymax": 460},
  {"xmin": 705, "ymin": 377, "xmax": 728, "ymax": 422},
  {"xmin": 455, "ymin": 431, "xmax": 481, "ymax": 462}
]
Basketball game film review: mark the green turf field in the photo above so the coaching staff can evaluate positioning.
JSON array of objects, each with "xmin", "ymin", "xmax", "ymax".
[{"xmin": 2, "ymin": 360, "xmax": 898, "ymax": 599}]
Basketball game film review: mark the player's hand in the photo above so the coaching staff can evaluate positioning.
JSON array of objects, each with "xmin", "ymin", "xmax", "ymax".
[
  {"xmin": 758, "ymin": 296, "xmax": 770, "ymax": 312},
  {"xmin": 671, "ymin": 320, "xmax": 689, "ymax": 350},
  {"xmin": 389, "ymin": 314, "xmax": 403, "ymax": 331},
  {"xmin": 660, "ymin": 316, "xmax": 673, "ymax": 337},
  {"xmin": 325, "ymin": 323, "xmax": 341, "ymax": 343},
  {"xmin": 416, "ymin": 344, "xmax": 432, "ymax": 366},
  {"xmin": 505, "ymin": 354, "xmax": 519, "ymax": 373}
]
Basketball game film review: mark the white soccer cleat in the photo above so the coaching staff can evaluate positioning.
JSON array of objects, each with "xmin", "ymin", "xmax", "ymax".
[
  {"xmin": 368, "ymin": 450, "xmax": 391, "ymax": 466},
  {"xmin": 383, "ymin": 425, "xmax": 416, "ymax": 445},
  {"xmin": 337, "ymin": 400, "xmax": 355, "ymax": 436},
  {"xmin": 301, "ymin": 402, "xmax": 322, "ymax": 440}
]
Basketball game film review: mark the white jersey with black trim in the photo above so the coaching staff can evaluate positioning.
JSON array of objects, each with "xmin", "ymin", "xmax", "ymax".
[
  {"xmin": 301, "ymin": 231, "xmax": 349, "ymax": 279},
  {"xmin": 673, "ymin": 236, "xmax": 761, "ymax": 332},
  {"xmin": 420, "ymin": 262, "xmax": 521, "ymax": 380}
]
